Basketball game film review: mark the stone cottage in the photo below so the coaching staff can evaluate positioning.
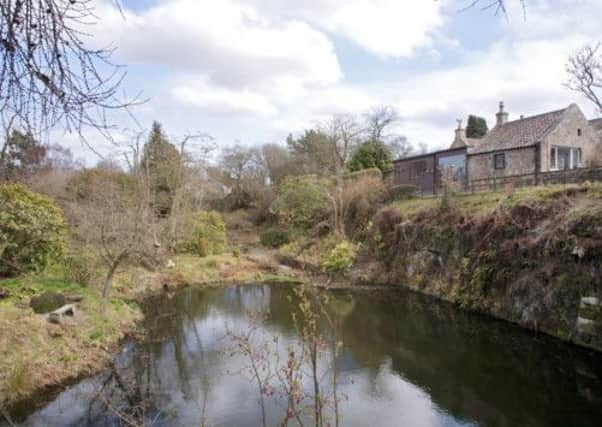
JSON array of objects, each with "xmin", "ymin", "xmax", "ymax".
[{"xmin": 393, "ymin": 102, "xmax": 602, "ymax": 193}]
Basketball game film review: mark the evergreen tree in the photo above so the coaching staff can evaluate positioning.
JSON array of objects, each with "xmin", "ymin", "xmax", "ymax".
[
  {"xmin": 466, "ymin": 115, "xmax": 488, "ymax": 138},
  {"xmin": 0, "ymin": 130, "xmax": 47, "ymax": 180},
  {"xmin": 347, "ymin": 139, "xmax": 393, "ymax": 174},
  {"xmin": 140, "ymin": 121, "xmax": 183, "ymax": 215}
]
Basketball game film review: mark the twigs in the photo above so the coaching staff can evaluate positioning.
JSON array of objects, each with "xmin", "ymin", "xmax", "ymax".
[{"xmin": 0, "ymin": 0, "xmax": 141, "ymax": 140}]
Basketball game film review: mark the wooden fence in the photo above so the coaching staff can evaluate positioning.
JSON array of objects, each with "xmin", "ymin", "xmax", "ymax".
[{"xmin": 467, "ymin": 166, "xmax": 602, "ymax": 193}]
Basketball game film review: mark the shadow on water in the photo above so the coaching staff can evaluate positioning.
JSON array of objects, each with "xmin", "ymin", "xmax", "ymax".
[{"xmin": 6, "ymin": 284, "xmax": 602, "ymax": 427}]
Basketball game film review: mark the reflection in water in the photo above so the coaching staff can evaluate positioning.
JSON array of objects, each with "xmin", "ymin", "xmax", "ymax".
[{"xmin": 7, "ymin": 285, "xmax": 602, "ymax": 427}]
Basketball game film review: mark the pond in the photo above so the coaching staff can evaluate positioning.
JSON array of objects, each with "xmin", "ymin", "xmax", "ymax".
[{"xmin": 5, "ymin": 284, "xmax": 602, "ymax": 427}]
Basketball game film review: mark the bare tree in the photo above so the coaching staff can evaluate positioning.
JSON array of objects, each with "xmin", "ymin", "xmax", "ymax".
[
  {"xmin": 566, "ymin": 43, "xmax": 602, "ymax": 114},
  {"xmin": 462, "ymin": 0, "xmax": 526, "ymax": 16},
  {"xmin": 0, "ymin": 0, "xmax": 138, "ymax": 139},
  {"xmin": 320, "ymin": 114, "xmax": 362, "ymax": 234},
  {"xmin": 364, "ymin": 105, "xmax": 399, "ymax": 141},
  {"xmin": 70, "ymin": 170, "xmax": 157, "ymax": 301}
]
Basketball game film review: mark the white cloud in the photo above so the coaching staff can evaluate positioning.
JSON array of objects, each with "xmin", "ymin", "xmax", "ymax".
[
  {"xmin": 92, "ymin": 0, "xmax": 342, "ymax": 116},
  {"xmin": 172, "ymin": 79, "xmax": 277, "ymax": 116},
  {"xmin": 247, "ymin": 0, "xmax": 445, "ymax": 58}
]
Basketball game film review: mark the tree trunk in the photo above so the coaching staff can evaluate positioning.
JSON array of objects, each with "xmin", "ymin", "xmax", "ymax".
[{"xmin": 102, "ymin": 257, "xmax": 123, "ymax": 300}]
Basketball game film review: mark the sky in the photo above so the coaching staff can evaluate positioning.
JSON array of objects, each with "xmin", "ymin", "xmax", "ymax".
[{"xmin": 65, "ymin": 0, "xmax": 602, "ymax": 163}]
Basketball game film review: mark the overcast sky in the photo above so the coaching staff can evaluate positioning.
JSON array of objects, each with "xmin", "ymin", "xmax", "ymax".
[{"xmin": 65, "ymin": 0, "xmax": 602, "ymax": 163}]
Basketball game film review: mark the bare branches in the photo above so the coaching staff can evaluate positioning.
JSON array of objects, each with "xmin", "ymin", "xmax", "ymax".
[
  {"xmin": 0, "ymin": 0, "xmax": 140, "ymax": 139},
  {"xmin": 566, "ymin": 43, "xmax": 602, "ymax": 114},
  {"xmin": 364, "ymin": 105, "xmax": 399, "ymax": 141},
  {"xmin": 460, "ymin": 0, "xmax": 527, "ymax": 19}
]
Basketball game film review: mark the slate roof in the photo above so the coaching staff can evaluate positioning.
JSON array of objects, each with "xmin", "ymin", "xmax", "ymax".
[{"xmin": 468, "ymin": 107, "xmax": 569, "ymax": 154}]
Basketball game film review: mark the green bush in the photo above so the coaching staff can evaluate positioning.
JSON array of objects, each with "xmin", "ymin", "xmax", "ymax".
[
  {"xmin": 0, "ymin": 184, "xmax": 66, "ymax": 277},
  {"xmin": 260, "ymin": 229, "xmax": 291, "ymax": 248},
  {"xmin": 278, "ymin": 175, "xmax": 330, "ymax": 229},
  {"xmin": 321, "ymin": 241, "xmax": 357, "ymax": 274},
  {"xmin": 64, "ymin": 248, "xmax": 97, "ymax": 286},
  {"xmin": 388, "ymin": 184, "xmax": 417, "ymax": 201},
  {"xmin": 188, "ymin": 211, "xmax": 226, "ymax": 257}
]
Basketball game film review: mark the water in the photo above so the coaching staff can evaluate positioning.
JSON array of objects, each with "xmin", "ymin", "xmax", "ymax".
[{"xmin": 6, "ymin": 285, "xmax": 602, "ymax": 427}]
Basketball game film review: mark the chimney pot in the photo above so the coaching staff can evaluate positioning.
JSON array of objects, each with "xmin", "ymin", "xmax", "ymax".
[{"xmin": 496, "ymin": 100, "xmax": 509, "ymax": 127}]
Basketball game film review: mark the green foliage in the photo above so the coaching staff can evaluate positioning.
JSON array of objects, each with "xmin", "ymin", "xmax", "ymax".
[
  {"xmin": 321, "ymin": 241, "xmax": 357, "ymax": 274},
  {"xmin": 286, "ymin": 130, "xmax": 335, "ymax": 175},
  {"xmin": 0, "ymin": 130, "xmax": 47, "ymax": 180},
  {"xmin": 63, "ymin": 248, "xmax": 98, "ymax": 286},
  {"xmin": 388, "ymin": 184, "xmax": 417, "ymax": 201},
  {"xmin": 347, "ymin": 139, "xmax": 393, "ymax": 174},
  {"xmin": 140, "ymin": 121, "xmax": 183, "ymax": 215},
  {"xmin": 30, "ymin": 291, "xmax": 66, "ymax": 314},
  {"xmin": 260, "ymin": 229, "xmax": 291, "ymax": 248},
  {"xmin": 188, "ymin": 211, "xmax": 227, "ymax": 257},
  {"xmin": 466, "ymin": 115, "xmax": 488, "ymax": 138},
  {"xmin": 277, "ymin": 175, "xmax": 331, "ymax": 229},
  {"xmin": 0, "ymin": 184, "xmax": 66, "ymax": 277}
]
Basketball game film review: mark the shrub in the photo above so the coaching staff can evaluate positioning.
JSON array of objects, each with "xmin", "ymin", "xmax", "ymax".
[
  {"xmin": 388, "ymin": 184, "xmax": 417, "ymax": 201},
  {"xmin": 373, "ymin": 207, "xmax": 403, "ymax": 247},
  {"xmin": 278, "ymin": 175, "xmax": 331, "ymax": 229},
  {"xmin": 0, "ymin": 184, "xmax": 66, "ymax": 277},
  {"xmin": 188, "ymin": 211, "xmax": 226, "ymax": 257},
  {"xmin": 260, "ymin": 229, "xmax": 291, "ymax": 248},
  {"xmin": 64, "ymin": 247, "xmax": 97, "ymax": 286},
  {"xmin": 347, "ymin": 140, "xmax": 393, "ymax": 174},
  {"xmin": 321, "ymin": 241, "xmax": 357, "ymax": 274},
  {"xmin": 343, "ymin": 173, "xmax": 386, "ymax": 239}
]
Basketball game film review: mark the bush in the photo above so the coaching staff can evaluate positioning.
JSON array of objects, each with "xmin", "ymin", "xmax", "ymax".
[
  {"xmin": 260, "ymin": 229, "xmax": 291, "ymax": 248},
  {"xmin": 0, "ymin": 184, "xmax": 66, "ymax": 277},
  {"xmin": 373, "ymin": 207, "xmax": 403, "ymax": 248},
  {"xmin": 321, "ymin": 241, "xmax": 357, "ymax": 274},
  {"xmin": 188, "ymin": 211, "xmax": 226, "ymax": 257},
  {"xmin": 388, "ymin": 184, "xmax": 417, "ymax": 201},
  {"xmin": 347, "ymin": 140, "xmax": 393, "ymax": 174},
  {"xmin": 343, "ymin": 173, "xmax": 386, "ymax": 239},
  {"xmin": 64, "ymin": 248, "xmax": 97, "ymax": 286},
  {"xmin": 278, "ymin": 175, "xmax": 331, "ymax": 229}
]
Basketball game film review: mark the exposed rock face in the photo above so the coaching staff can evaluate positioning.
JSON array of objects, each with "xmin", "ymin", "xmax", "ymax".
[
  {"xmin": 30, "ymin": 292, "xmax": 66, "ymax": 314},
  {"xmin": 368, "ymin": 191, "xmax": 602, "ymax": 351}
]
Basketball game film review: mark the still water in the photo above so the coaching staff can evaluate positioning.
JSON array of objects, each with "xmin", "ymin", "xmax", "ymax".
[{"xmin": 7, "ymin": 285, "xmax": 602, "ymax": 427}]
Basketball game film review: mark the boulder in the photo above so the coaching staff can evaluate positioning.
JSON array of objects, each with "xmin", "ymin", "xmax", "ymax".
[
  {"xmin": 30, "ymin": 292, "xmax": 66, "ymax": 314},
  {"xmin": 47, "ymin": 304, "xmax": 76, "ymax": 324}
]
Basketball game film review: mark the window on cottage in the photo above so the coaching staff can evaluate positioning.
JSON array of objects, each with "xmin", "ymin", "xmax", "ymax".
[
  {"xmin": 550, "ymin": 147, "xmax": 557, "ymax": 169},
  {"xmin": 578, "ymin": 128, "xmax": 582, "ymax": 136},
  {"xmin": 493, "ymin": 153, "xmax": 506, "ymax": 170}
]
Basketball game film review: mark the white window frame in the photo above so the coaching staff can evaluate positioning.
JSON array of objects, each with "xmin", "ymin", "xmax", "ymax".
[{"xmin": 550, "ymin": 145, "xmax": 583, "ymax": 170}]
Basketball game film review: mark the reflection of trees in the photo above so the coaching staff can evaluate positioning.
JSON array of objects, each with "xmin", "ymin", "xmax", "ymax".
[
  {"xmin": 22, "ymin": 285, "xmax": 602, "ymax": 427},
  {"xmin": 333, "ymin": 289, "xmax": 602, "ymax": 427}
]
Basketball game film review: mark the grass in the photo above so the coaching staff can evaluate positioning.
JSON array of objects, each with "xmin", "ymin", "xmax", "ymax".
[
  {"xmin": 389, "ymin": 182, "xmax": 602, "ymax": 218},
  {"xmin": 0, "ymin": 271, "xmax": 142, "ymax": 407}
]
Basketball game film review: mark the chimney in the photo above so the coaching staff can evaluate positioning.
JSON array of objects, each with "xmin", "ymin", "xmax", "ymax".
[
  {"xmin": 451, "ymin": 119, "xmax": 467, "ymax": 148},
  {"xmin": 496, "ymin": 101, "xmax": 509, "ymax": 127}
]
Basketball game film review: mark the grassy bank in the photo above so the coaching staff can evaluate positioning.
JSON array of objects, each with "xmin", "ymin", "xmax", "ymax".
[
  {"xmin": 0, "ymin": 274, "xmax": 141, "ymax": 407},
  {"xmin": 368, "ymin": 182, "xmax": 602, "ymax": 350},
  {"xmin": 0, "ymin": 251, "xmax": 302, "ymax": 412}
]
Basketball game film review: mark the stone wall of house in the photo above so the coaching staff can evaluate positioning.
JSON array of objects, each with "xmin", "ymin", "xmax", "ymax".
[
  {"xmin": 467, "ymin": 146, "xmax": 537, "ymax": 183},
  {"xmin": 542, "ymin": 104, "xmax": 599, "ymax": 170}
]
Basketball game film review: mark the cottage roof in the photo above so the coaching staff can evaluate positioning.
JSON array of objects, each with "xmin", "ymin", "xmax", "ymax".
[
  {"xmin": 468, "ymin": 106, "xmax": 569, "ymax": 154},
  {"xmin": 589, "ymin": 118, "xmax": 602, "ymax": 131}
]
